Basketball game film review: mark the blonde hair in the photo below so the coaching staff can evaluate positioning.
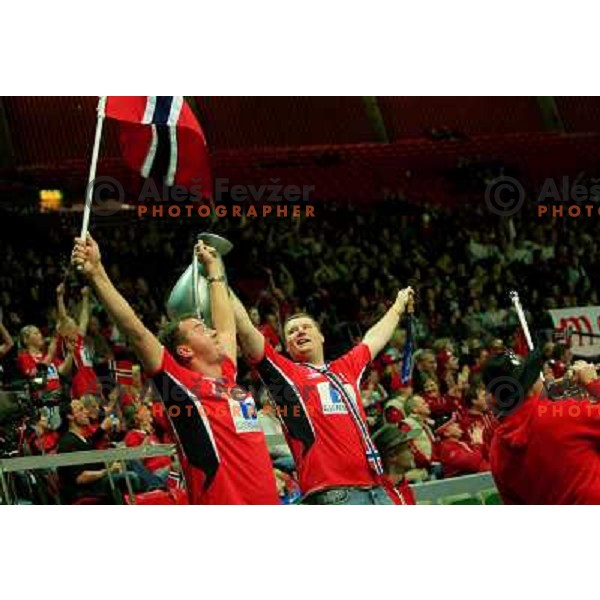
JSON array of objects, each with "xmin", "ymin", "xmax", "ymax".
[{"xmin": 19, "ymin": 325, "xmax": 39, "ymax": 347}]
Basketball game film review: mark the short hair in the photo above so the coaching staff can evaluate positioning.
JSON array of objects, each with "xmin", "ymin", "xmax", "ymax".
[
  {"xmin": 58, "ymin": 399, "xmax": 77, "ymax": 433},
  {"xmin": 464, "ymin": 382, "xmax": 484, "ymax": 409},
  {"xmin": 158, "ymin": 313, "xmax": 195, "ymax": 363},
  {"xmin": 19, "ymin": 325, "xmax": 38, "ymax": 347},
  {"xmin": 79, "ymin": 395, "xmax": 99, "ymax": 410},
  {"xmin": 404, "ymin": 395, "xmax": 422, "ymax": 416},
  {"xmin": 415, "ymin": 349, "xmax": 435, "ymax": 364},
  {"xmin": 283, "ymin": 312, "xmax": 319, "ymax": 334}
]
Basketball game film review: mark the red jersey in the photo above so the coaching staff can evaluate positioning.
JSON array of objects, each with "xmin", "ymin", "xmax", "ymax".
[
  {"xmin": 255, "ymin": 341, "xmax": 378, "ymax": 495},
  {"xmin": 385, "ymin": 477, "xmax": 416, "ymax": 505},
  {"xmin": 460, "ymin": 410, "xmax": 498, "ymax": 458},
  {"xmin": 70, "ymin": 335, "xmax": 101, "ymax": 398},
  {"xmin": 437, "ymin": 438, "xmax": 490, "ymax": 479},
  {"xmin": 17, "ymin": 351, "xmax": 61, "ymax": 392},
  {"xmin": 259, "ymin": 323, "xmax": 281, "ymax": 349},
  {"xmin": 490, "ymin": 381, "xmax": 600, "ymax": 504},
  {"xmin": 124, "ymin": 429, "xmax": 172, "ymax": 472},
  {"xmin": 149, "ymin": 349, "xmax": 279, "ymax": 505},
  {"xmin": 424, "ymin": 392, "xmax": 465, "ymax": 420}
]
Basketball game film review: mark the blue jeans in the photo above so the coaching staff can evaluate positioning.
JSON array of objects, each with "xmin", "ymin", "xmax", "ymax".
[{"xmin": 302, "ymin": 486, "xmax": 394, "ymax": 505}]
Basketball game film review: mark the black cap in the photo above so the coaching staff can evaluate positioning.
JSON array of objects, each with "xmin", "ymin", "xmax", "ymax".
[{"xmin": 482, "ymin": 348, "xmax": 544, "ymax": 417}]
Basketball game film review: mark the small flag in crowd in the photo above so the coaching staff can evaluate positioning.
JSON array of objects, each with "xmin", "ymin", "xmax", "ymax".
[{"xmin": 401, "ymin": 314, "xmax": 415, "ymax": 384}]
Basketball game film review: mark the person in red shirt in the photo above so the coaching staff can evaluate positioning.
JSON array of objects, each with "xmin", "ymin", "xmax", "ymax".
[
  {"xmin": 435, "ymin": 412, "xmax": 490, "ymax": 479},
  {"xmin": 80, "ymin": 395, "xmax": 117, "ymax": 449},
  {"xmin": 26, "ymin": 412, "xmax": 60, "ymax": 454},
  {"xmin": 72, "ymin": 234, "xmax": 279, "ymax": 505},
  {"xmin": 232, "ymin": 285, "xmax": 414, "ymax": 505},
  {"xmin": 56, "ymin": 283, "xmax": 101, "ymax": 398},
  {"xmin": 460, "ymin": 381, "xmax": 498, "ymax": 458},
  {"xmin": 372, "ymin": 423, "xmax": 420, "ymax": 505},
  {"xmin": 484, "ymin": 351, "xmax": 600, "ymax": 504},
  {"xmin": 124, "ymin": 404, "xmax": 172, "ymax": 479},
  {"xmin": 422, "ymin": 377, "xmax": 464, "ymax": 420},
  {"xmin": 17, "ymin": 324, "xmax": 74, "ymax": 403}
]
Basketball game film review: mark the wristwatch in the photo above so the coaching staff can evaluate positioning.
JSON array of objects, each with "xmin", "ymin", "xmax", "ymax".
[{"xmin": 207, "ymin": 275, "xmax": 226, "ymax": 284}]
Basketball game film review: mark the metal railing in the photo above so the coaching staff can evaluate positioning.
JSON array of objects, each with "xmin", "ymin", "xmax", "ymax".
[
  {"xmin": 0, "ymin": 444, "xmax": 177, "ymax": 505},
  {"xmin": 411, "ymin": 472, "xmax": 497, "ymax": 504},
  {"xmin": 0, "ymin": 437, "xmax": 499, "ymax": 505}
]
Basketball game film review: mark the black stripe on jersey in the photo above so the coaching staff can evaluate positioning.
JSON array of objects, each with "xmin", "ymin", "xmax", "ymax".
[
  {"xmin": 257, "ymin": 357, "xmax": 316, "ymax": 455},
  {"xmin": 151, "ymin": 372, "xmax": 219, "ymax": 490}
]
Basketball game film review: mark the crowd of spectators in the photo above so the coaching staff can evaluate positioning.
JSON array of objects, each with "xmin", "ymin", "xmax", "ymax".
[{"xmin": 0, "ymin": 187, "xmax": 597, "ymax": 503}]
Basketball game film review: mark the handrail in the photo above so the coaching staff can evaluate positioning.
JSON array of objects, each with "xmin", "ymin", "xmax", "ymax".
[
  {"xmin": 0, "ymin": 444, "xmax": 176, "ymax": 473},
  {"xmin": 411, "ymin": 472, "xmax": 497, "ymax": 503}
]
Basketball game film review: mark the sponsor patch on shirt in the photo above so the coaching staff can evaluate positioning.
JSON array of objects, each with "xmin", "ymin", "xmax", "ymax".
[
  {"xmin": 317, "ymin": 382, "xmax": 349, "ymax": 415},
  {"xmin": 229, "ymin": 395, "xmax": 261, "ymax": 433},
  {"xmin": 46, "ymin": 363, "xmax": 59, "ymax": 381}
]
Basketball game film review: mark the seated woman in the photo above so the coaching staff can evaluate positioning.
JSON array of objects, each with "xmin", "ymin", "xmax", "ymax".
[{"xmin": 124, "ymin": 404, "xmax": 172, "ymax": 487}]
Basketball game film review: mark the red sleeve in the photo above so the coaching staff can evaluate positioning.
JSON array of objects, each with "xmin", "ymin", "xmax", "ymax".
[
  {"xmin": 439, "ymin": 442, "xmax": 488, "ymax": 476},
  {"xmin": 587, "ymin": 380, "xmax": 600, "ymax": 400},
  {"xmin": 409, "ymin": 440, "xmax": 432, "ymax": 469},
  {"xmin": 144, "ymin": 347, "xmax": 171, "ymax": 378},
  {"xmin": 385, "ymin": 406, "xmax": 404, "ymax": 424},
  {"xmin": 146, "ymin": 346, "xmax": 236, "ymax": 382},
  {"xmin": 17, "ymin": 353, "xmax": 36, "ymax": 377},
  {"xmin": 124, "ymin": 431, "xmax": 145, "ymax": 447},
  {"xmin": 257, "ymin": 340, "xmax": 300, "ymax": 375},
  {"xmin": 424, "ymin": 394, "xmax": 451, "ymax": 418},
  {"xmin": 331, "ymin": 343, "xmax": 372, "ymax": 384}
]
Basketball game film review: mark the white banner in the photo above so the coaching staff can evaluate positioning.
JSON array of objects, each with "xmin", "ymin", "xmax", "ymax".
[{"xmin": 549, "ymin": 306, "xmax": 600, "ymax": 357}]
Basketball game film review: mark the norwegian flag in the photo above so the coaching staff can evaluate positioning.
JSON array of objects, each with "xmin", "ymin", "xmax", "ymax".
[
  {"xmin": 109, "ymin": 358, "xmax": 134, "ymax": 386},
  {"xmin": 102, "ymin": 96, "xmax": 211, "ymax": 195}
]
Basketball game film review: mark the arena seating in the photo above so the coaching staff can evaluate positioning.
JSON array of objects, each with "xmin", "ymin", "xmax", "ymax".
[{"xmin": 376, "ymin": 96, "xmax": 546, "ymax": 139}]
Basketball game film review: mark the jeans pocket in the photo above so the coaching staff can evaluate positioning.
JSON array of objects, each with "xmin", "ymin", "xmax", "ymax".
[{"xmin": 320, "ymin": 488, "xmax": 350, "ymax": 505}]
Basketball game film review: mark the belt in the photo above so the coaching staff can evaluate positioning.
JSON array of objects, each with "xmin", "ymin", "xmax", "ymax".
[{"xmin": 301, "ymin": 485, "xmax": 376, "ymax": 505}]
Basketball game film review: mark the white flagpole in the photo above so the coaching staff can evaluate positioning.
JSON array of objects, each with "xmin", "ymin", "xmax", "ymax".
[
  {"xmin": 80, "ymin": 96, "xmax": 107, "ymax": 239},
  {"xmin": 192, "ymin": 249, "xmax": 200, "ymax": 319},
  {"xmin": 509, "ymin": 290, "xmax": 534, "ymax": 351}
]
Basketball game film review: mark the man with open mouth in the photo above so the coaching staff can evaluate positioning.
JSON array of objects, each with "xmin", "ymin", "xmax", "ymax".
[{"xmin": 232, "ymin": 285, "xmax": 414, "ymax": 505}]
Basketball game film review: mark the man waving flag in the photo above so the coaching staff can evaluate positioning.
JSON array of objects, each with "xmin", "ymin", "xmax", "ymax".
[{"xmin": 103, "ymin": 96, "xmax": 211, "ymax": 195}]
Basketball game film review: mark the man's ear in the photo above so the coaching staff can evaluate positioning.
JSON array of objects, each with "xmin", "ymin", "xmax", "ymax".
[{"xmin": 176, "ymin": 344, "xmax": 193, "ymax": 362}]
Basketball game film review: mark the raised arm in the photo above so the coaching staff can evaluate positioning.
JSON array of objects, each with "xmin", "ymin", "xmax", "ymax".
[
  {"xmin": 72, "ymin": 235, "xmax": 162, "ymax": 373},
  {"xmin": 56, "ymin": 283, "xmax": 69, "ymax": 323},
  {"xmin": 230, "ymin": 290, "xmax": 266, "ymax": 362},
  {"xmin": 362, "ymin": 287, "xmax": 413, "ymax": 358},
  {"xmin": 78, "ymin": 287, "xmax": 91, "ymax": 335},
  {"xmin": 196, "ymin": 241, "xmax": 237, "ymax": 365},
  {"xmin": 0, "ymin": 310, "xmax": 14, "ymax": 357},
  {"xmin": 43, "ymin": 333, "xmax": 59, "ymax": 365},
  {"xmin": 57, "ymin": 342, "xmax": 74, "ymax": 377}
]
